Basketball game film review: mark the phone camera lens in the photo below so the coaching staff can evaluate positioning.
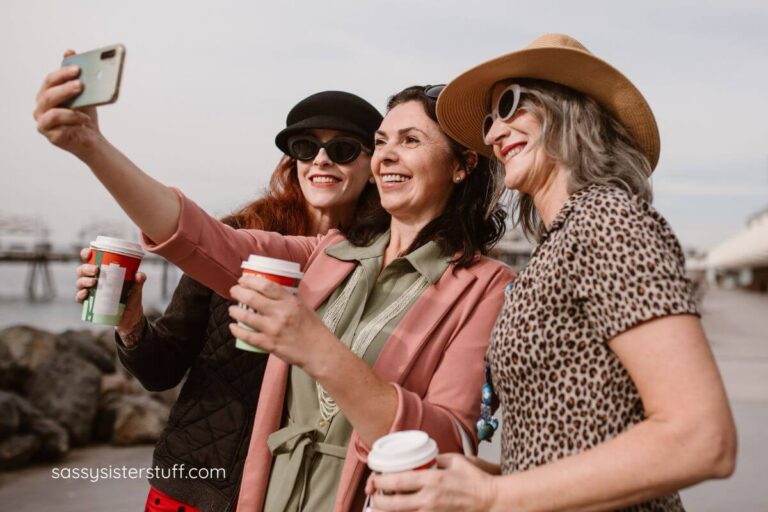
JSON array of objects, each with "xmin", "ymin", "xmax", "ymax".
[{"xmin": 100, "ymin": 49, "xmax": 117, "ymax": 60}]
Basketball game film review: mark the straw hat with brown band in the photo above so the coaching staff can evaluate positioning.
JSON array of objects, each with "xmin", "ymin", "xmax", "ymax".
[{"xmin": 436, "ymin": 33, "xmax": 661, "ymax": 171}]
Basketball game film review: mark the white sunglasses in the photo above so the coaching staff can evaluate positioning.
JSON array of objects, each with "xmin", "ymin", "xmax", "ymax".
[{"xmin": 482, "ymin": 83, "xmax": 530, "ymax": 139}]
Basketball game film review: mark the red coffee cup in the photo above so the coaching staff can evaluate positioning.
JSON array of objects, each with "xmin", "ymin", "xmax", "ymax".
[
  {"xmin": 234, "ymin": 255, "xmax": 304, "ymax": 353},
  {"xmin": 81, "ymin": 236, "xmax": 144, "ymax": 326}
]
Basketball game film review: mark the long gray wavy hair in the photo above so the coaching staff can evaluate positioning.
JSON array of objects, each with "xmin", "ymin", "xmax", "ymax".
[{"xmin": 505, "ymin": 79, "xmax": 653, "ymax": 241}]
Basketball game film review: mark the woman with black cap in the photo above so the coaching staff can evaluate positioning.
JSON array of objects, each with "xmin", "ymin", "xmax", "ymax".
[
  {"xmin": 367, "ymin": 33, "xmax": 736, "ymax": 512},
  {"xmin": 71, "ymin": 89, "xmax": 382, "ymax": 512}
]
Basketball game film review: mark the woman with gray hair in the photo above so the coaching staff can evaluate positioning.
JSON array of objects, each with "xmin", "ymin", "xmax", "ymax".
[{"xmin": 367, "ymin": 33, "xmax": 736, "ymax": 512}]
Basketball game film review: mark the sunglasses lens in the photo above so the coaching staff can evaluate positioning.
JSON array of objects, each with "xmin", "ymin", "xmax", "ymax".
[
  {"xmin": 326, "ymin": 139, "xmax": 361, "ymax": 164},
  {"xmin": 497, "ymin": 88, "xmax": 518, "ymax": 119},
  {"xmin": 424, "ymin": 85, "xmax": 445, "ymax": 98},
  {"xmin": 482, "ymin": 115, "xmax": 494, "ymax": 139},
  {"xmin": 288, "ymin": 138, "xmax": 319, "ymax": 161}
]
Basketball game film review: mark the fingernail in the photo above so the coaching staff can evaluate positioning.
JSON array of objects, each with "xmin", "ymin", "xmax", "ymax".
[
  {"xmin": 69, "ymin": 65, "xmax": 79, "ymax": 73},
  {"xmin": 73, "ymin": 81, "xmax": 82, "ymax": 90}
]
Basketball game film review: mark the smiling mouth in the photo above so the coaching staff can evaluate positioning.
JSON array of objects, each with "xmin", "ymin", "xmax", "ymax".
[
  {"xmin": 309, "ymin": 175, "xmax": 341, "ymax": 185},
  {"xmin": 501, "ymin": 142, "xmax": 527, "ymax": 160},
  {"xmin": 381, "ymin": 173, "xmax": 411, "ymax": 184}
]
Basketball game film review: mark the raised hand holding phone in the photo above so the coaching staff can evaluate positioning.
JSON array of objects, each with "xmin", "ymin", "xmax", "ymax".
[
  {"xmin": 61, "ymin": 44, "xmax": 125, "ymax": 109},
  {"xmin": 33, "ymin": 49, "xmax": 101, "ymax": 157},
  {"xmin": 34, "ymin": 44, "xmax": 182, "ymax": 247}
]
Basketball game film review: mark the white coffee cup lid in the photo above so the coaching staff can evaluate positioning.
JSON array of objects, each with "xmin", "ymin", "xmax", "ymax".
[
  {"xmin": 90, "ymin": 236, "xmax": 145, "ymax": 259},
  {"xmin": 367, "ymin": 430, "xmax": 438, "ymax": 473},
  {"xmin": 241, "ymin": 255, "xmax": 303, "ymax": 279}
]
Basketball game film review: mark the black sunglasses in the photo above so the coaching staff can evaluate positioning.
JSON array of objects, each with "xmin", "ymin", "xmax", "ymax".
[
  {"xmin": 423, "ymin": 84, "xmax": 445, "ymax": 99},
  {"xmin": 286, "ymin": 135, "xmax": 370, "ymax": 164}
]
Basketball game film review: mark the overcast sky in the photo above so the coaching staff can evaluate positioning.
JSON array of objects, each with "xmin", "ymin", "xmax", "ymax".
[{"xmin": 2, "ymin": 0, "xmax": 767, "ymax": 251}]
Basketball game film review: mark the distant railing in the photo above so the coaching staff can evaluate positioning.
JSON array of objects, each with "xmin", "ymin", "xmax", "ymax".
[{"xmin": 0, "ymin": 248, "xmax": 176, "ymax": 302}]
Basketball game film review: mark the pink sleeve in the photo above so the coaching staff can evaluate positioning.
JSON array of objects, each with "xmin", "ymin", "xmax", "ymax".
[
  {"xmin": 141, "ymin": 188, "xmax": 322, "ymax": 298},
  {"xmin": 352, "ymin": 266, "xmax": 512, "ymax": 460}
]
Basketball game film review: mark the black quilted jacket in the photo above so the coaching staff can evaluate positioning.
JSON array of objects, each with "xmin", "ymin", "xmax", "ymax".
[{"xmin": 117, "ymin": 274, "xmax": 268, "ymax": 512}]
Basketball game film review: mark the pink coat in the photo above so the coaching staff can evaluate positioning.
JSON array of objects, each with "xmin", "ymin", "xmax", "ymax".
[{"xmin": 144, "ymin": 190, "xmax": 514, "ymax": 511}]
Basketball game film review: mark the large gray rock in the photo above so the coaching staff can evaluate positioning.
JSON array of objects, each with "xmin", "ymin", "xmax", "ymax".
[
  {"xmin": 100, "ymin": 372, "xmax": 145, "ymax": 396},
  {"xmin": 0, "ymin": 434, "xmax": 40, "ymax": 470},
  {"xmin": 25, "ymin": 352, "xmax": 101, "ymax": 446},
  {"xmin": 0, "ymin": 391, "xmax": 22, "ymax": 439},
  {"xmin": 0, "ymin": 390, "xmax": 69, "ymax": 458},
  {"xmin": 16, "ymin": 396, "xmax": 69, "ymax": 458},
  {"xmin": 93, "ymin": 328, "xmax": 119, "ymax": 363},
  {"xmin": 99, "ymin": 359, "xmax": 181, "ymax": 406},
  {"xmin": 95, "ymin": 392, "xmax": 170, "ymax": 446},
  {"xmin": 0, "ymin": 326, "xmax": 57, "ymax": 391},
  {"xmin": 57, "ymin": 329, "xmax": 116, "ymax": 374}
]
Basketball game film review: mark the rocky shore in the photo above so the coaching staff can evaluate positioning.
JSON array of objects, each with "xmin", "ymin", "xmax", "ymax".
[{"xmin": 0, "ymin": 321, "xmax": 178, "ymax": 471}]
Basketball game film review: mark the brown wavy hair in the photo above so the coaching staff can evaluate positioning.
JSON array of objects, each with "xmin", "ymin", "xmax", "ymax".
[
  {"xmin": 220, "ymin": 155, "xmax": 312, "ymax": 233},
  {"xmin": 346, "ymin": 85, "xmax": 507, "ymax": 268},
  {"xmin": 221, "ymin": 155, "xmax": 378, "ymax": 234}
]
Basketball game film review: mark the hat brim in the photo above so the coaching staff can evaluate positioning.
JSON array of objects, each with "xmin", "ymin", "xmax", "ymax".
[
  {"xmin": 436, "ymin": 47, "xmax": 660, "ymax": 170},
  {"xmin": 275, "ymin": 115, "xmax": 373, "ymax": 154}
]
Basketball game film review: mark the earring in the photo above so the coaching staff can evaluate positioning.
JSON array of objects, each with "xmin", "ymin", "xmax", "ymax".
[
  {"xmin": 453, "ymin": 173, "xmax": 465, "ymax": 183},
  {"xmin": 369, "ymin": 176, "xmax": 375, "ymax": 184}
]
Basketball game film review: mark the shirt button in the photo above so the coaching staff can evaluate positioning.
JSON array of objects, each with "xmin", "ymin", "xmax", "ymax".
[{"xmin": 318, "ymin": 419, "xmax": 327, "ymax": 428}]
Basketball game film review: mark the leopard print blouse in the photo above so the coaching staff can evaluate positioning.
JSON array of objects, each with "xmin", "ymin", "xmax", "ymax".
[{"xmin": 488, "ymin": 185, "xmax": 698, "ymax": 511}]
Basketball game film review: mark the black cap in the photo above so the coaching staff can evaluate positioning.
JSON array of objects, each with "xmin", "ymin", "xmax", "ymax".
[{"xmin": 275, "ymin": 91, "xmax": 383, "ymax": 154}]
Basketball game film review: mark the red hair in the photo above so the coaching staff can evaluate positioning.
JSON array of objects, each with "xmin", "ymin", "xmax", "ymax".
[{"xmin": 220, "ymin": 155, "xmax": 313, "ymax": 235}]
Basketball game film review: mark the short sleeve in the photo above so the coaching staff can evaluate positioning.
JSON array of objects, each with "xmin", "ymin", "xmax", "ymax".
[{"xmin": 571, "ymin": 191, "xmax": 698, "ymax": 343}]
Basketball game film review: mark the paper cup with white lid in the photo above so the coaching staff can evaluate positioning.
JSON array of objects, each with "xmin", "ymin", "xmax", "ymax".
[
  {"xmin": 363, "ymin": 430, "xmax": 439, "ymax": 509},
  {"xmin": 368, "ymin": 430, "xmax": 439, "ymax": 473},
  {"xmin": 81, "ymin": 236, "xmax": 145, "ymax": 326},
  {"xmin": 234, "ymin": 255, "xmax": 304, "ymax": 353}
]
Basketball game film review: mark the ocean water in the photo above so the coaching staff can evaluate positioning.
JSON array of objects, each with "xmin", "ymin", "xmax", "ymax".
[{"xmin": 0, "ymin": 260, "xmax": 180, "ymax": 332}]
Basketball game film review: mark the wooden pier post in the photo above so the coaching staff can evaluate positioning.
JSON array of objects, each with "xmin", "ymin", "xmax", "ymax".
[{"xmin": 25, "ymin": 257, "xmax": 56, "ymax": 302}]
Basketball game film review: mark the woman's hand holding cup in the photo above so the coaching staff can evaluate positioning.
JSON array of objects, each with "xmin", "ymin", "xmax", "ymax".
[
  {"xmin": 33, "ymin": 50, "xmax": 102, "ymax": 159},
  {"xmin": 76, "ymin": 247, "xmax": 147, "ymax": 347},
  {"xmin": 228, "ymin": 274, "xmax": 333, "ymax": 369},
  {"xmin": 366, "ymin": 453, "xmax": 499, "ymax": 512}
]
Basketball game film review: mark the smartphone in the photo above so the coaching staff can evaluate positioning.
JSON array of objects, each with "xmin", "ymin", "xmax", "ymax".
[{"xmin": 61, "ymin": 44, "xmax": 126, "ymax": 109}]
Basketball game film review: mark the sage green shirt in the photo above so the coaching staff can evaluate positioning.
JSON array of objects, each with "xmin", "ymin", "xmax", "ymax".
[{"xmin": 263, "ymin": 230, "xmax": 451, "ymax": 512}]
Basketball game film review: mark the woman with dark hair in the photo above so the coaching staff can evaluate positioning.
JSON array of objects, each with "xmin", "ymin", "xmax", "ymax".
[
  {"xmin": 35, "ymin": 67, "xmax": 513, "ymax": 511},
  {"xmin": 367, "ymin": 34, "xmax": 736, "ymax": 512},
  {"xmin": 71, "ymin": 89, "xmax": 382, "ymax": 512}
]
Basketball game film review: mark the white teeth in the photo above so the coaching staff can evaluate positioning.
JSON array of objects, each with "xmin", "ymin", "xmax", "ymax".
[
  {"xmin": 311, "ymin": 176, "xmax": 339, "ymax": 184},
  {"xmin": 507, "ymin": 144, "xmax": 525, "ymax": 159},
  {"xmin": 382, "ymin": 174, "xmax": 411, "ymax": 183}
]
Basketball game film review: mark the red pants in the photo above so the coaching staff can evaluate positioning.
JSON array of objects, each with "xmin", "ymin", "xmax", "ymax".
[{"xmin": 144, "ymin": 487, "xmax": 201, "ymax": 512}]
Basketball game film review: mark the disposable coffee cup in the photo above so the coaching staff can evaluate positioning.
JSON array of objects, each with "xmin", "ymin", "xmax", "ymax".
[
  {"xmin": 364, "ymin": 430, "xmax": 438, "ymax": 509},
  {"xmin": 368, "ymin": 430, "xmax": 439, "ymax": 474},
  {"xmin": 81, "ymin": 236, "xmax": 144, "ymax": 326},
  {"xmin": 234, "ymin": 255, "xmax": 303, "ymax": 353}
]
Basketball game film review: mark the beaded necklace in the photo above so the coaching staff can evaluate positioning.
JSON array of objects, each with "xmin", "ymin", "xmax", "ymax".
[
  {"xmin": 317, "ymin": 265, "xmax": 430, "ymax": 422},
  {"xmin": 477, "ymin": 281, "xmax": 512, "ymax": 441}
]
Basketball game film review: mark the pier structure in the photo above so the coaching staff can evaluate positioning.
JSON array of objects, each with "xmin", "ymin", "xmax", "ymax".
[{"xmin": 0, "ymin": 216, "xmax": 176, "ymax": 301}]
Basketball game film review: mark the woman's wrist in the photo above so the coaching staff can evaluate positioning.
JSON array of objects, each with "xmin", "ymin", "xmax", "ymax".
[
  {"xmin": 483, "ymin": 474, "xmax": 502, "ymax": 512},
  {"xmin": 116, "ymin": 315, "xmax": 147, "ymax": 349},
  {"xmin": 469, "ymin": 456, "xmax": 502, "ymax": 475},
  {"xmin": 74, "ymin": 131, "xmax": 111, "ymax": 165},
  {"xmin": 300, "ymin": 327, "xmax": 341, "ymax": 380}
]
